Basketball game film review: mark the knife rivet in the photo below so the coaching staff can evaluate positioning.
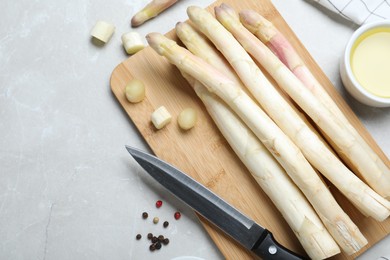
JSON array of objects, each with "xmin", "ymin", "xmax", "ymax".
[{"xmin": 268, "ymin": 245, "xmax": 277, "ymax": 255}]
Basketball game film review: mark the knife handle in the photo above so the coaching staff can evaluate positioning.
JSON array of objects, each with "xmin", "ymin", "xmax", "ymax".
[{"xmin": 252, "ymin": 230, "xmax": 307, "ymax": 260}]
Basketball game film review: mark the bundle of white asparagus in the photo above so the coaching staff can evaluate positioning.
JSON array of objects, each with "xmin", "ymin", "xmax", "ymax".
[
  {"xmin": 145, "ymin": 3, "xmax": 390, "ymax": 258},
  {"xmin": 238, "ymin": 9, "xmax": 390, "ymax": 199}
]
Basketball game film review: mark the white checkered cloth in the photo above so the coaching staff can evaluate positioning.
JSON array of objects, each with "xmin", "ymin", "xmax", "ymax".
[{"xmin": 310, "ymin": 0, "xmax": 390, "ymax": 25}]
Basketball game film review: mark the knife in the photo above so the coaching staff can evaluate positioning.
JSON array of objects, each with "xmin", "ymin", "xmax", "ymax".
[{"xmin": 126, "ymin": 146, "xmax": 306, "ymax": 259}]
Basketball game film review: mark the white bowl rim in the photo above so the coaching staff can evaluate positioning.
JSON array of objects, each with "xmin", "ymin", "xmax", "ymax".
[{"xmin": 344, "ymin": 20, "xmax": 390, "ymax": 105}]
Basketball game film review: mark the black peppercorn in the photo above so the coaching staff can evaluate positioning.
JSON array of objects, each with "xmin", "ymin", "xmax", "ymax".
[
  {"xmin": 151, "ymin": 236, "xmax": 158, "ymax": 243},
  {"xmin": 136, "ymin": 234, "xmax": 142, "ymax": 240},
  {"xmin": 158, "ymin": 235, "xmax": 164, "ymax": 242},
  {"xmin": 163, "ymin": 221, "xmax": 169, "ymax": 228},
  {"xmin": 142, "ymin": 212, "xmax": 148, "ymax": 219},
  {"xmin": 149, "ymin": 243, "xmax": 156, "ymax": 251},
  {"xmin": 155, "ymin": 242, "xmax": 162, "ymax": 250},
  {"xmin": 163, "ymin": 238, "xmax": 169, "ymax": 245},
  {"xmin": 147, "ymin": 233, "xmax": 153, "ymax": 240}
]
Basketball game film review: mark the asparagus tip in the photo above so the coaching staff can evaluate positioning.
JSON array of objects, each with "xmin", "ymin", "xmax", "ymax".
[
  {"xmin": 215, "ymin": 3, "xmax": 239, "ymax": 26},
  {"xmin": 219, "ymin": 3, "xmax": 231, "ymax": 9},
  {"xmin": 239, "ymin": 10, "xmax": 258, "ymax": 26},
  {"xmin": 146, "ymin": 32, "xmax": 160, "ymax": 41},
  {"xmin": 186, "ymin": 5, "xmax": 202, "ymax": 17},
  {"xmin": 239, "ymin": 10, "xmax": 276, "ymax": 41},
  {"xmin": 146, "ymin": 32, "xmax": 162, "ymax": 50},
  {"xmin": 146, "ymin": 32, "xmax": 178, "ymax": 57},
  {"xmin": 131, "ymin": 12, "xmax": 148, "ymax": 27},
  {"xmin": 175, "ymin": 21, "xmax": 183, "ymax": 29},
  {"xmin": 218, "ymin": 2, "xmax": 236, "ymax": 15}
]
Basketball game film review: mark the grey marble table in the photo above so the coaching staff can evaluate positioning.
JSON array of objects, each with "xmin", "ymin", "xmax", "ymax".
[{"xmin": 1, "ymin": 0, "xmax": 388, "ymax": 259}]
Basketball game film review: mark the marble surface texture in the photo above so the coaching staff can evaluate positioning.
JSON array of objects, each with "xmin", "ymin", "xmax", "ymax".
[{"xmin": 0, "ymin": 0, "xmax": 389, "ymax": 259}]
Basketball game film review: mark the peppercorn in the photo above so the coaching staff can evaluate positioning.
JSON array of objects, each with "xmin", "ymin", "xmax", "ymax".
[
  {"xmin": 158, "ymin": 235, "xmax": 164, "ymax": 242},
  {"xmin": 155, "ymin": 200, "xmax": 163, "ymax": 208},
  {"xmin": 155, "ymin": 242, "xmax": 162, "ymax": 250},
  {"xmin": 174, "ymin": 211, "xmax": 181, "ymax": 220},
  {"xmin": 163, "ymin": 221, "xmax": 169, "ymax": 228},
  {"xmin": 151, "ymin": 236, "xmax": 158, "ymax": 243},
  {"xmin": 142, "ymin": 212, "xmax": 148, "ymax": 219},
  {"xmin": 149, "ymin": 243, "xmax": 156, "ymax": 251},
  {"xmin": 153, "ymin": 217, "xmax": 159, "ymax": 224},
  {"xmin": 147, "ymin": 233, "xmax": 153, "ymax": 240},
  {"xmin": 163, "ymin": 238, "xmax": 169, "ymax": 245},
  {"xmin": 136, "ymin": 234, "xmax": 142, "ymax": 240}
]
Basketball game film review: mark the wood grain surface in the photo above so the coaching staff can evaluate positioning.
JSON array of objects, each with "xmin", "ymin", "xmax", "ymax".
[{"xmin": 110, "ymin": 0, "xmax": 390, "ymax": 259}]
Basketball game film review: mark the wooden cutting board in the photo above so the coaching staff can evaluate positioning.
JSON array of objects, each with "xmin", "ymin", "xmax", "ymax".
[{"xmin": 110, "ymin": 0, "xmax": 390, "ymax": 258}]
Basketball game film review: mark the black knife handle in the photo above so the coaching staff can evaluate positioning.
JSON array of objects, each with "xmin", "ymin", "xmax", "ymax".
[{"xmin": 252, "ymin": 230, "xmax": 307, "ymax": 260}]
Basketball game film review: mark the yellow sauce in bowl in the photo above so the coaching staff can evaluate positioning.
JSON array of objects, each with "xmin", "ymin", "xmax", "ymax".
[{"xmin": 350, "ymin": 27, "xmax": 390, "ymax": 98}]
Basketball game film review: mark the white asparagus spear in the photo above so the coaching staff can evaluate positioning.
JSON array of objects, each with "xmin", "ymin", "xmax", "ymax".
[
  {"xmin": 146, "ymin": 32, "xmax": 367, "ymax": 255},
  {"xmin": 184, "ymin": 75, "xmax": 340, "ymax": 259},
  {"xmin": 131, "ymin": 0, "xmax": 179, "ymax": 27},
  {"xmin": 240, "ymin": 10, "xmax": 390, "ymax": 199},
  {"xmin": 212, "ymin": 3, "xmax": 390, "ymax": 221}
]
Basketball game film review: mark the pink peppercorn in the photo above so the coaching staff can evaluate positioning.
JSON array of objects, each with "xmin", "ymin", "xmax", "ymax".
[
  {"xmin": 174, "ymin": 211, "xmax": 181, "ymax": 220},
  {"xmin": 155, "ymin": 200, "xmax": 163, "ymax": 208}
]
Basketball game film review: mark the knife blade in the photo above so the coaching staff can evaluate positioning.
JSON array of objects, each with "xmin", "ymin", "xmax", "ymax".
[{"xmin": 126, "ymin": 145, "xmax": 305, "ymax": 259}]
